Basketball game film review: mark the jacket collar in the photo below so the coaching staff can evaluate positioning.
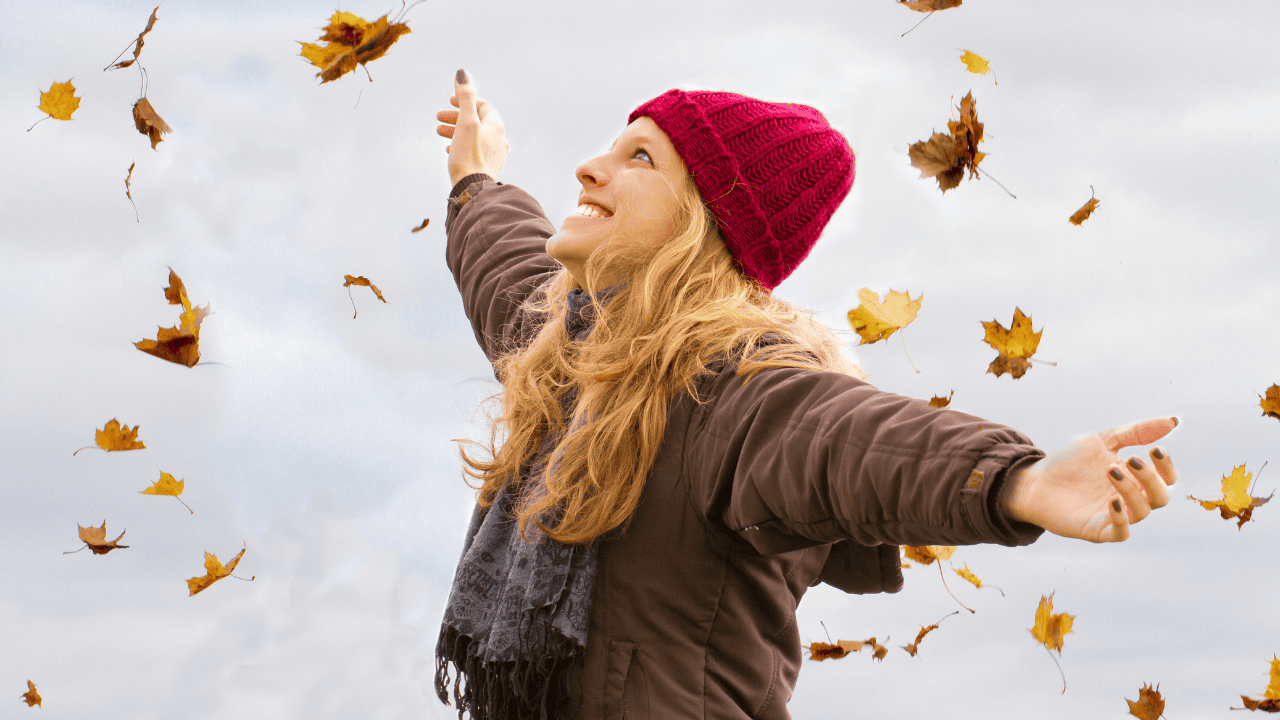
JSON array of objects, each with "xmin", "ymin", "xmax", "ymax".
[{"xmin": 565, "ymin": 282, "xmax": 626, "ymax": 340}]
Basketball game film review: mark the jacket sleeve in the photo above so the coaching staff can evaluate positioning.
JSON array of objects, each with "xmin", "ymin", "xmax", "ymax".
[
  {"xmin": 687, "ymin": 364, "xmax": 1047, "ymax": 552},
  {"xmin": 444, "ymin": 174, "xmax": 565, "ymax": 379}
]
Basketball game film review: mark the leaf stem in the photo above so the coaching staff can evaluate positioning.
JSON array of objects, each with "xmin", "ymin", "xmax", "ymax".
[
  {"xmin": 937, "ymin": 561, "xmax": 975, "ymax": 613},
  {"xmin": 175, "ymin": 496, "xmax": 194, "ymax": 514},
  {"xmin": 900, "ymin": 10, "xmax": 933, "ymax": 36},
  {"xmin": 1045, "ymin": 645, "xmax": 1066, "ymax": 694},
  {"xmin": 900, "ymin": 329, "xmax": 920, "ymax": 373},
  {"xmin": 974, "ymin": 167, "xmax": 1017, "ymax": 198},
  {"xmin": 72, "ymin": 445, "xmax": 100, "ymax": 456},
  {"xmin": 63, "ymin": 545, "xmax": 88, "ymax": 555}
]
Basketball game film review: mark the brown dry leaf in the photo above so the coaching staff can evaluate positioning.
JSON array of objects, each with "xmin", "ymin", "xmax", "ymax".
[
  {"xmin": 133, "ymin": 97, "xmax": 173, "ymax": 150},
  {"xmin": 1188, "ymin": 463, "xmax": 1273, "ymax": 529},
  {"xmin": 1070, "ymin": 186, "xmax": 1101, "ymax": 225},
  {"xmin": 74, "ymin": 521, "xmax": 129, "ymax": 555},
  {"xmin": 928, "ymin": 391, "xmax": 954, "ymax": 408},
  {"xmin": 344, "ymin": 274, "xmax": 387, "ymax": 319},
  {"xmin": 846, "ymin": 288, "xmax": 921, "ymax": 345},
  {"xmin": 898, "ymin": 0, "xmax": 962, "ymax": 10},
  {"xmin": 805, "ymin": 639, "xmax": 867, "ymax": 661},
  {"xmin": 20, "ymin": 680, "xmax": 42, "ymax": 707},
  {"xmin": 981, "ymin": 307, "xmax": 1044, "ymax": 379},
  {"xmin": 104, "ymin": 6, "xmax": 159, "ymax": 71},
  {"xmin": 1259, "ymin": 384, "xmax": 1280, "ymax": 422},
  {"xmin": 1126, "ymin": 682, "xmax": 1165, "ymax": 720},
  {"xmin": 908, "ymin": 92, "xmax": 985, "ymax": 194},
  {"xmin": 188, "ymin": 543, "xmax": 251, "ymax": 596},
  {"xmin": 135, "ymin": 268, "xmax": 211, "ymax": 368},
  {"xmin": 38, "ymin": 80, "xmax": 81, "ymax": 121},
  {"xmin": 299, "ymin": 11, "xmax": 413, "ymax": 84},
  {"xmin": 411, "ymin": 218, "xmax": 430, "ymax": 233},
  {"xmin": 1233, "ymin": 655, "xmax": 1280, "ymax": 712},
  {"xmin": 901, "ymin": 611, "xmax": 958, "ymax": 657},
  {"xmin": 903, "ymin": 545, "xmax": 956, "ymax": 565}
]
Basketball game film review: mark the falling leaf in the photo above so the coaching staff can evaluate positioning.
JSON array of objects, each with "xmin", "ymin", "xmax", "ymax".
[
  {"xmin": 1259, "ymin": 384, "xmax": 1280, "ymax": 422},
  {"xmin": 70, "ymin": 521, "xmax": 129, "ymax": 555},
  {"xmin": 1126, "ymin": 682, "xmax": 1165, "ymax": 720},
  {"xmin": 1029, "ymin": 593, "xmax": 1074, "ymax": 653},
  {"xmin": 20, "ymin": 680, "xmax": 41, "ymax": 707},
  {"xmin": 909, "ymin": 92, "xmax": 984, "ymax": 194},
  {"xmin": 959, "ymin": 50, "xmax": 997, "ymax": 83},
  {"xmin": 928, "ymin": 391, "xmax": 954, "ymax": 408},
  {"xmin": 1070, "ymin": 186, "xmax": 1101, "ymax": 225},
  {"xmin": 343, "ymin": 274, "xmax": 387, "ymax": 318},
  {"xmin": 125, "ymin": 161, "xmax": 139, "ymax": 222},
  {"xmin": 1188, "ymin": 463, "xmax": 1273, "ymax": 529},
  {"xmin": 954, "ymin": 563, "xmax": 983, "ymax": 588},
  {"xmin": 898, "ymin": 0, "xmax": 962, "ymax": 10},
  {"xmin": 903, "ymin": 545, "xmax": 955, "ymax": 565},
  {"xmin": 805, "ymin": 639, "xmax": 869, "ymax": 661},
  {"xmin": 188, "ymin": 543, "xmax": 252, "ymax": 596},
  {"xmin": 846, "ymin": 288, "xmax": 921, "ymax": 345},
  {"xmin": 141, "ymin": 471, "xmax": 193, "ymax": 513},
  {"xmin": 411, "ymin": 218, "xmax": 430, "ymax": 233},
  {"xmin": 981, "ymin": 307, "xmax": 1044, "ymax": 379},
  {"xmin": 1233, "ymin": 655, "xmax": 1280, "ymax": 712},
  {"xmin": 104, "ymin": 6, "xmax": 159, "ymax": 71},
  {"xmin": 133, "ymin": 97, "xmax": 172, "ymax": 150},
  {"xmin": 901, "ymin": 611, "xmax": 959, "ymax": 656},
  {"xmin": 299, "ymin": 10, "xmax": 413, "ymax": 84},
  {"xmin": 73, "ymin": 418, "xmax": 145, "ymax": 456},
  {"xmin": 135, "ymin": 269, "xmax": 211, "ymax": 368},
  {"xmin": 37, "ymin": 80, "xmax": 81, "ymax": 122}
]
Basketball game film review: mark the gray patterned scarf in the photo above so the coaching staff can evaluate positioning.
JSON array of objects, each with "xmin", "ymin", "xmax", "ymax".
[{"xmin": 435, "ymin": 284, "xmax": 624, "ymax": 720}]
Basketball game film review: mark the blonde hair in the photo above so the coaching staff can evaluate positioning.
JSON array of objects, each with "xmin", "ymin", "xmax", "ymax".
[{"xmin": 453, "ymin": 172, "xmax": 868, "ymax": 545}]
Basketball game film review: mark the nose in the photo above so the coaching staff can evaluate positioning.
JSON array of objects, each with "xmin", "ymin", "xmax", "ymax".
[{"xmin": 575, "ymin": 153, "xmax": 609, "ymax": 188}]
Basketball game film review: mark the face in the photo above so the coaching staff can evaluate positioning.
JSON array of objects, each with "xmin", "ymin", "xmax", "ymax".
[{"xmin": 546, "ymin": 116, "xmax": 690, "ymax": 290}]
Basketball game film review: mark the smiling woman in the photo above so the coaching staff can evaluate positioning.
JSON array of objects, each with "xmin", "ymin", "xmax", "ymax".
[{"xmin": 429, "ymin": 70, "xmax": 1179, "ymax": 720}]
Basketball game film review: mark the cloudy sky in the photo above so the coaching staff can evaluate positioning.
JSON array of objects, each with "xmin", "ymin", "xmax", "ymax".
[{"xmin": 4, "ymin": 0, "xmax": 1277, "ymax": 717}]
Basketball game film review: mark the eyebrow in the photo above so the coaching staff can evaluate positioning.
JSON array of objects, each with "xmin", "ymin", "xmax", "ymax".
[{"xmin": 610, "ymin": 134, "xmax": 661, "ymax": 151}]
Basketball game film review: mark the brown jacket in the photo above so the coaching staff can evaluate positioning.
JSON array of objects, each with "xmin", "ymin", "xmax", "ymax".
[{"xmin": 444, "ymin": 174, "xmax": 1046, "ymax": 719}]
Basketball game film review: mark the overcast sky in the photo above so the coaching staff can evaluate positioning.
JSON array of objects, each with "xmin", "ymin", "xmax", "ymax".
[{"xmin": 3, "ymin": 0, "xmax": 1278, "ymax": 718}]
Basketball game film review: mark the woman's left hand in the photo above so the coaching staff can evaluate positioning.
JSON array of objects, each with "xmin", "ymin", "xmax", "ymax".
[{"xmin": 1002, "ymin": 416, "xmax": 1179, "ymax": 543}]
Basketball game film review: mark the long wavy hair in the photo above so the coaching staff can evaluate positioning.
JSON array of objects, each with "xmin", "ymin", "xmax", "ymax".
[{"xmin": 452, "ymin": 170, "xmax": 869, "ymax": 545}]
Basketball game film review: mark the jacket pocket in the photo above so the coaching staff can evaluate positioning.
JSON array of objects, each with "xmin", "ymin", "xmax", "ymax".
[{"xmin": 604, "ymin": 640, "xmax": 650, "ymax": 720}]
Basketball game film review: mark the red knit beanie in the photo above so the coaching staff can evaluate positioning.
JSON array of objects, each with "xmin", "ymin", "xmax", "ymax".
[{"xmin": 628, "ymin": 89, "xmax": 855, "ymax": 293}]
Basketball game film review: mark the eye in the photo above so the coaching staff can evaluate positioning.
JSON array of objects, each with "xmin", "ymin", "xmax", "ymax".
[{"xmin": 632, "ymin": 148, "xmax": 653, "ymax": 164}]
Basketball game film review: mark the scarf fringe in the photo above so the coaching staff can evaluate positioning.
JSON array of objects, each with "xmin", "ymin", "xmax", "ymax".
[{"xmin": 435, "ymin": 622, "xmax": 581, "ymax": 720}]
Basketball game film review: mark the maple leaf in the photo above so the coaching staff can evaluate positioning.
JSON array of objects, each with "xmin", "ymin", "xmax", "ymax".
[
  {"xmin": 928, "ymin": 390, "xmax": 954, "ymax": 408},
  {"xmin": 1188, "ymin": 463, "xmax": 1273, "ymax": 529},
  {"xmin": 73, "ymin": 418, "xmax": 145, "ymax": 455},
  {"xmin": 104, "ymin": 6, "xmax": 159, "ymax": 71},
  {"xmin": 141, "ymin": 471, "xmax": 194, "ymax": 513},
  {"xmin": 1259, "ymin": 384, "xmax": 1280, "ymax": 422},
  {"xmin": 1233, "ymin": 655, "xmax": 1280, "ymax": 713},
  {"xmin": 846, "ymin": 288, "xmax": 921, "ymax": 345},
  {"xmin": 959, "ymin": 50, "xmax": 997, "ymax": 84},
  {"xmin": 135, "ymin": 268, "xmax": 211, "ymax": 368},
  {"xmin": 133, "ymin": 97, "xmax": 173, "ymax": 150},
  {"xmin": 299, "ymin": 10, "xmax": 413, "ymax": 84},
  {"xmin": 20, "ymin": 680, "xmax": 41, "ymax": 707},
  {"xmin": 901, "ymin": 611, "xmax": 959, "ymax": 657},
  {"xmin": 903, "ymin": 545, "xmax": 955, "ymax": 564},
  {"xmin": 1070, "ymin": 186, "xmax": 1101, "ymax": 225},
  {"xmin": 33, "ymin": 80, "xmax": 81, "ymax": 127},
  {"xmin": 411, "ymin": 218, "xmax": 430, "ymax": 233},
  {"xmin": 1030, "ymin": 593, "xmax": 1074, "ymax": 653},
  {"xmin": 898, "ymin": 0, "xmax": 961, "ymax": 10},
  {"xmin": 805, "ymin": 639, "xmax": 868, "ymax": 661},
  {"xmin": 909, "ymin": 92, "xmax": 986, "ymax": 194},
  {"xmin": 981, "ymin": 307, "xmax": 1047, "ymax": 379},
  {"xmin": 344, "ymin": 274, "xmax": 387, "ymax": 318},
  {"xmin": 69, "ymin": 521, "xmax": 129, "ymax": 555},
  {"xmin": 1126, "ymin": 682, "xmax": 1165, "ymax": 720},
  {"xmin": 187, "ymin": 543, "xmax": 253, "ymax": 596}
]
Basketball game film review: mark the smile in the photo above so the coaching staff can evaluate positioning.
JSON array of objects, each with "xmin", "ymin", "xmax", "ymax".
[{"xmin": 571, "ymin": 202, "xmax": 612, "ymax": 219}]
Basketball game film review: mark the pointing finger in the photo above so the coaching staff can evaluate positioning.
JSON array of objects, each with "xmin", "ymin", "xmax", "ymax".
[
  {"xmin": 454, "ymin": 69, "xmax": 477, "ymax": 122},
  {"xmin": 1103, "ymin": 416, "xmax": 1179, "ymax": 452}
]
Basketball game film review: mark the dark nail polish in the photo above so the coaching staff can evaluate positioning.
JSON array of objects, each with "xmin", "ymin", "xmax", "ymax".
[
  {"xmin": 1109, "ymin": 467, "xmax": 1124, "ymax": 482},
  {"xmin": 1152, "ymin": 447, "xmax": 1165, "ymax": 460},
  {"xmin": 1171, "ymin": 416, "xmax": 1178, "ymax": 427},
  {"xmin": 456, "ymin": 68, "xmax": 469, "ymax": 84},
  {"xmin": 1128, "ymin": 457, "xmax": 1144, "ymax": 470},
  {"xmin": 1112, "ymin": 499, "xmax": 1123, "ymax": 512}
]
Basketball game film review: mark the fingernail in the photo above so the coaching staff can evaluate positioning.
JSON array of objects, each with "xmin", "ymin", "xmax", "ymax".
[
  {"xmin": 1109, "ymin": 467, "xmax": 1124, "ymax": 482},
  {"xmin": 456, "ymin": 68, "xmax": 469, "ymax": 84},
  {"xmin": 1152, "ymin": 447, "xmax": 1165, "ymax": 460},
  {"xmin": 1128, "ymin": 457, "xmax": 1144, "ymax": 470},
  {"xmin": 1170, "ymin": 416, "xmax": 1179, "ymax": 427},
  {"xmin": 1112, "ymin": 499, "xmax": 1123, "ymax": 513}
]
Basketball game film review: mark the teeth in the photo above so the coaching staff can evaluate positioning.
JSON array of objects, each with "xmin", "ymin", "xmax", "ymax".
[{"xmin": 576, "ymin": 203, "xmax": 609, "ymax": 218}]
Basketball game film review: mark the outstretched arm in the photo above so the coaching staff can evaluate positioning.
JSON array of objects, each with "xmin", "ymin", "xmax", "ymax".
[{"xmin": 1001, "ymin": 416, "xmax": 1180, "ymax": 543}]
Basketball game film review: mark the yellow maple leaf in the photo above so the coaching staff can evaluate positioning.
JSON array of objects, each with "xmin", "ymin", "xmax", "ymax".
[
  {"xmin": 1235, "ymin": 655, "xmax": 1280, "ymax": 712},
  {"xmin": 959, "ymin": 50, "xmax": 997, "ymax": 84},
  {"xmin": 135, "ymin": 268, "xmax": 211, "ymax": 368},
  {"xmin": 38, "ymin": 80, "xmax": 81, "ymax": 121},
  {"xmin": 299, "ymin": 10, "xmax": 413, "ymax": 84},
  {"xmin": 187, "ymin": 544, "xmax": 251, "ymax": 596},
  {"xmin": 903, "ymin": 545, "xmax": 955, "ymax": 564},
  {"xmin": 20, "ymin": 680, "xmax": 42, "ymax": 707},
  {"xmin": 1188, "ymin": 463, "xmax": 1273, "ymax": 529},
  {"xmin": 141, "ymin": 471, "xmax": 194, "ymax": 513},
  {"xmin": 981, "ymin": 307, "xmax": 1045, "ymax": 379},
  {"xmin": 846, "ymin": 288, "xmax": 922, "ymax": 345},
  {"xmin": 1029, "ymin": 593, "xmax": 1074, "ymax": 653},
  {"xmin": 74, "ymin": 418, "xmax": 146, "ymax": 455}
]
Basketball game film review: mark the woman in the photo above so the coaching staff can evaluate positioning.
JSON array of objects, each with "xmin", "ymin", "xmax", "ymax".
[{"xmin": 431, "ymin": 69, "xmax": 1179, "ymax": 720}]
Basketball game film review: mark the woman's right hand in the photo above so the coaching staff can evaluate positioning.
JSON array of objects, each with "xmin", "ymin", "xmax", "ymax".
[{"xmin": 436, "ymin": 69, "xmax": 509, "ymax": 188}]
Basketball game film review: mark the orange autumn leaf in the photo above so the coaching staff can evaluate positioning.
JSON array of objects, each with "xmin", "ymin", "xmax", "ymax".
[
  {"xmin": 928, "ymin": 390, "xmax": 954, "ymax": 408},
  {"xmin": 846, "ymin": 288, "xmax": 922, "ymax": 345},
  {"xmin": 901, "ymin": 611, "xmax": 958, "ymax": 657},
  {"xmin": 1259, "ymin": 384, "xmax": 1280, "ymax": 422},
  {"xmin": 806, "ymin": 637, "xmax": 889, "ymax": 662},
  {"xmin": 20, "ymin": 680, "xmax": 41, "ymax": 707},
  {"xmin": 104, "ymin": 6, "xmax": 159, "ymax": 71},
  {"xmin": 187, "ymin": 543, "xmax": 252, "ymax": 596},
  {"xmin": 981, "ymin": 307, "xmax": 1048, "ymax": 379},
  {"xmin": 1126, "ymin": 682, "xmax": 1165, "ymax": 720},
  {"xmin": 909, "ymin": 92, "xmax": 984, "ymax": 194},
  {"xmin": 135, "ymin": 268, "xmax": 211, "ymax": 368},
  {"xmin": 141, "ymin": 471, "xmax": 194, "ymax": 514},
  {"xmin": 898, "ymin": 0, "xmax": 962, "ymax": 10},
  {"xmin": 71, "ymin": 521, "xmax": 129, "ymax": 555},
  {"xmin": 1188, "ymin": 463, "xmax": 1273, "ymax": 529},
  {"xmin": 1233, "ymin": 655, "xmax": 1280, "ymax": 713},
  {"xmin": 1070, "ymin": 186, "xmax": 1101, "ymax": 225},
  {"xmin": 133, "ymin": 97, "xmax": 172, "ymax": 150},
  {"xmin": 38, "ymin": 80, "xmax": 81, "ymax": 122},
  {"xmin": 299, "ymin": 10, "xmax": 413, "ymax": 84},
  {"xmin": 344, "ymin": 274, "xmax": 387, "ymax": 318},
  {"xmin": 903, "ymin": 545, "xmax": 955, "ymax": 565},
  {"xmin": 411, "ymin": 218, "xmax": 430, "ymax": 233},
  {"xmin": 74, "ymin": 418, "xmax": 146, "ymax": 455},
  {"xmin": 125, "ymin": 161, "xmax": 138, "ymax": 222}
]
